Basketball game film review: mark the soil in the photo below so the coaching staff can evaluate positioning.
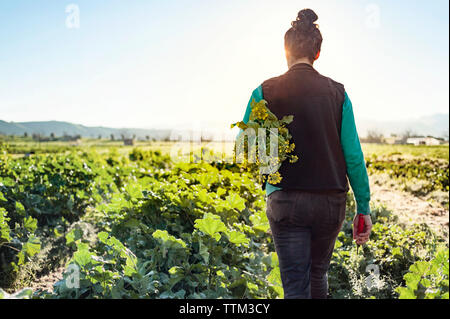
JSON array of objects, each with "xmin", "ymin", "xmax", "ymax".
[
  {"xmin": 369, "ymin": 174, "xmax": 449, "ymax": 238},
  {"xmin": 24, "ymin": 221, "xmax": 98, "ymax": 294},
  {"xmin": 29, "ymin": 266, "xmax": 65, "ymax": 293}
]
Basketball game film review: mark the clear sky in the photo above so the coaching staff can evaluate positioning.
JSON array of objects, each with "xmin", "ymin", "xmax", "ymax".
[{"xmin": 0, "ymin": 0, "xmax": 448, "ymax": 131}]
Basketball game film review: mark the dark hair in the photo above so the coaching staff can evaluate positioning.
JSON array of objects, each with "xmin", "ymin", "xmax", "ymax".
[{"xmin": 284, "ymin": 9, "xmax": 322, "ymax": 63}]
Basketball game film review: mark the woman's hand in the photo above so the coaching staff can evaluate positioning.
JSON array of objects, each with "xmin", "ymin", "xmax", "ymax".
[{"xmin": 353, "ymin": 214, "xmax": 372, "ymax": 245}]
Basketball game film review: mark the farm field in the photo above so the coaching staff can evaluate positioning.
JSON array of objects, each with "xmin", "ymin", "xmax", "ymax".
[{"xmin": 0, "ymin": 139, "xmax": 448, "ymax": 299}]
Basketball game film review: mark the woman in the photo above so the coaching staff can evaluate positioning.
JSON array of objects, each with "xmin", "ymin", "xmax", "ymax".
[{"xmin": 240, "ymin": 9, "xmax": 372, "ymax": 299}]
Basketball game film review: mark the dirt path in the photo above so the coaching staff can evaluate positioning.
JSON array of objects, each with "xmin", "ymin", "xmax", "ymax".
[
  {"xmin": 369, "ymin": 176, "xmax": 449, "ymax": 237},
  {"xmin": 29, "ymin": 267, "xmax": 65, "ymax": 293},
  {"xmin": 28, "ymin": 221, "xmax": 98, "ymax": 294}
]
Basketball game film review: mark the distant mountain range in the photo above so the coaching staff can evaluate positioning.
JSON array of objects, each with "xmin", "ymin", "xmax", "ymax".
[
  {"xmin": 1, "ymin": 113, "xmax": 448, "ymax": 140},
  {"xmin": 358, "ymin": 113, "xmax": 449, "ymax": 138},
  {"xmin": 0, "ymin": 120, "xmax": 171, "ymax": 140}
]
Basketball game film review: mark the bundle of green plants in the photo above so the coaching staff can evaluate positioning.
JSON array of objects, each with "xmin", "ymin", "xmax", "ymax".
[{"xmin": 231, "ymin": 99, "xmax": 298, "ymax": 185}]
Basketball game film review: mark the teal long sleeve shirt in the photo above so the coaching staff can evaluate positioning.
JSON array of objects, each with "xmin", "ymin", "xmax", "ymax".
[{"xmin": 240, "ymin": 85, "xmax": 371, "ymax": 215}]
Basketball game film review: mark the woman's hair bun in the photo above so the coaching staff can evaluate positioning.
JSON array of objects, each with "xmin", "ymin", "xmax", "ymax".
[{"xmin": 292, "ymin": 8, "xmax": 318, "ymax": 32}]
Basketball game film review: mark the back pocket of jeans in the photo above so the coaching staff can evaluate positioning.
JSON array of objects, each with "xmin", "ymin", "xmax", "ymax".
[{"xmin": 267, "ymin": 191, "xmax": 295, "ymax": 223}]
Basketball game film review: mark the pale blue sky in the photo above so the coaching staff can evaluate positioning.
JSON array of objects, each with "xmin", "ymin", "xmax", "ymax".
[{"xmin": 0, "ymin": 0, "xmax": 448, "ymax": 130}]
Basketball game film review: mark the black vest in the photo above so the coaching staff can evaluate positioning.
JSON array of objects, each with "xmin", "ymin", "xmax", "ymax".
[{"xmin": 262, "ymin": 63, "xmax": 349, "ymax": 193}]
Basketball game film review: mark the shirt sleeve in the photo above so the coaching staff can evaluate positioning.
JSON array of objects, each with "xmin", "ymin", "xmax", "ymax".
[
  {"xmin": 243, "ymin": 85, "xmax": 263, "ymax": 124},
  {"xmin": 236, "ymin": 85, "xmax": 264, "ymax": 141},
  {"xmin": 341, "ymin": 92, "xmax": 371, "ymax": 215}
]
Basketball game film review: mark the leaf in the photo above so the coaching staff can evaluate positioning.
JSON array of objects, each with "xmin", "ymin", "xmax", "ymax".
[
  {"xmin": 216, "ymin": 187, "xmax": 226, "ymax": 197},
  {"xmin": 198, "ymin": 239, "xmax": 209, "ymax": 264},
  {"xmin": 25, "ymin": 235, "xmax": 41, "ymax": 256},
  {"xmin": 404, "ymin": 272, "xmax": 421, "ymax": 290},
  {"xmin": 431, "ymin": 248, "xmax": 449, "ymax": 276},
  {"xmin": 334, "ymin": 239, "xmax": 343, "ymax": 249},
  {"xmin": 123, "ymin": 218, "xmax": 140, "ymax": 228},
  {"xmin": 152, "ymin": 229, "xmax": 187, "ymax": 249},
  {"xmin": 231, "ymin": 122, "xmax": 248, "ymax": 130},
  {"xmin": 267, "ymin": 265, "xmax": 283, "ymax": 298},
  {"xmin": 392, "ymin": 247, "xmax": 402, "ymax": 257},
  {"xmin": 270, "ymin": 252, "xmax": 279, "ymax": 268},
  {"xmin": 194, "ymin": 213, "xmax": 227, "ymax": 241},
  {"xmin": 247, "ymin": 281, "xmax": 258, "ymax": 291},
  {"xmin": 226, "ymin": 230, "xmax": 249, "ymax": 247},
  {"xmin": 23, "ymin": 216, "xmax": 38, "ymax": 233},
  {"xmin": 225, "ymin": 193, "xmax": 246, "ymax": 211},
  {"xmin": 196, "ymin": 189, "xmax": 213, "ymax": 204},
  {"xmin": 124, "ymin": 183, "xmax": 143, "ymax": 200},
  {"xmin": 98, "ymin": 231, "xmax": 109, "ymax": 244},
  {"xmin": 249, "ymin": 210, "xmax": 270, "ymax": 233},
  {"xmin": 397, "ymin": 287, "xmax": 417, "ymax": 299},
  {"xmin": 19, "ymin": 235, "xmax": 41, "ymax": 265},
  {"xmin": 421, "ymin": 278, "xmax": 432, "ymax": 288},
  {"xmin": 17, "ymin": 251, "xmax": 25, "ymax": 265},
  {"xmin": 410, "ymin": 261, "xmax": 430, "ymax": 276},
  {"xmin": 168, "ymin": 266, "xmax": 183, "ymax": 276},
  {"xmin": 73, "ymin": 242, "xmax": 95, "ymax": 267},
  {"xmin": 197, "ymin": 174, "xmax": 217, "ymax": 188},
  {"xmin": 66, "ymin": 225, "xmax": 84, "ymax": 245},
  {"xmin": 15, "ymin": 201, "xmax": 25, "ymax": 216},
  {"xmin": 173, "ymin": 289, "xmax": 186, "ymax": 299},
  {"xmin": 0, "ymin": 208, "xmax": 11, "ymax": 242},
  {"xmin": 245, "ymin": 121, "xmax": 261, "ymax": 130},
  {"xmin": 54, "ymin": 228, "xmax": 63, "ymax": 238},
  {"xmin": 263, "ymin": 118, "xmax": 279, "ymax": 128},
  {"xmin": 280, "ymin": 115, "xmax": 294, "ymax": 124},
  {"xmin": 124, "ymin": 256, "xmax": 138, "ymax": 277}
]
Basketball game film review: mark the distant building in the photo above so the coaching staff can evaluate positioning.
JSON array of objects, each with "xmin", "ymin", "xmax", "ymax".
[
  {"xmin": 406, "ymin": 137, "xmax": 441, "ymax": 146},
  {"xmin": 61, "ymin": 134, "xmax": 81, "ymax": 142},
  {"xmin": 383, "ymin": 136, "xmax": 403, "ymax": 145},
  {"xmin": 123, "ymin": 138, "xmax": 134, "ymax": 146}
]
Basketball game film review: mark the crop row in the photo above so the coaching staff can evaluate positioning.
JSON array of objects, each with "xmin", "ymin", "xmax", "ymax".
[{"xmin": 0, "ymin": 147, "xmax": 448, "ymax": 299}]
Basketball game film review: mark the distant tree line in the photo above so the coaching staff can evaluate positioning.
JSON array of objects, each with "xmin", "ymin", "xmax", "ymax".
[{"xmin": 28, "ymin": 132, "xmax": 81, "ymax": 142}]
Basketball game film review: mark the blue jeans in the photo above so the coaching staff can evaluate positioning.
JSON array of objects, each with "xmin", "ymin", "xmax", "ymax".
[{"xmin": 266, "ymin": 190, "xmax": 346, "ymax": 299}]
